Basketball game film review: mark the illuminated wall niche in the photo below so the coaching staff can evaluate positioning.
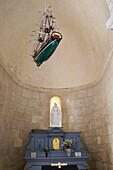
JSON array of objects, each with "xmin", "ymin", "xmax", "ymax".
[{"xmin": 50, "ymin": 96, "xmax": 62, "ymax": 127}]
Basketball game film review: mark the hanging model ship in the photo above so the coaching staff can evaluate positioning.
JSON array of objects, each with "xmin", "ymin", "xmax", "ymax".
[{"xmin": 32, "ymin": 6, "xmax": 62, "ymax": 67}]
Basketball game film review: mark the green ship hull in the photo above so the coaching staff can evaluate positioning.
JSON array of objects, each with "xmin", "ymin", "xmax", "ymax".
[{"xmin": 34, "ymin": 39, "xmax": 58, "ymax": 67}]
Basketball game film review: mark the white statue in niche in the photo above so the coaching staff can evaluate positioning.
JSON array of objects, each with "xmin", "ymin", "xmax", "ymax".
[{"xmin": 50, "ymin": 103, "xmax": 62, "ymax": 127}]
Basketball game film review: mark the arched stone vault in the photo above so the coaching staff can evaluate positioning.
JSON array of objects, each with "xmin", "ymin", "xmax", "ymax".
[{"xmin": 0, "ymin": 0, "xmax": 113, "ymax": 88}]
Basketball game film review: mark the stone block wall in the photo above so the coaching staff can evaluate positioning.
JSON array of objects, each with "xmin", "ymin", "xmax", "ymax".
[
  {"xmin": 0, "ymin": 58, "xmax": 49, "ymax": 170},
  {"xmin": 0, "ymin": 53, "xmax": 113, "ymax": 170}
]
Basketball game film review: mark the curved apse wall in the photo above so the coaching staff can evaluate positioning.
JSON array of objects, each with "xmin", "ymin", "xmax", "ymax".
[{"xmin": 0, "ymin": 51, "xmax": 113, "ymax": 170}]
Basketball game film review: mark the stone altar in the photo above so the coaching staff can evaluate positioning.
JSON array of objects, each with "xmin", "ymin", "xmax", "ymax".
[{"xmin": 24, "ymin": 127, "xmax": 90, "ymax": 170}]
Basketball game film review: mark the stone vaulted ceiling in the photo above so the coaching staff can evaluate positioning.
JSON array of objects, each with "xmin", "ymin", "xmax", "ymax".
[{"xmin": 0, "ymin": 0, "xmax": 113, "ymax": 88}]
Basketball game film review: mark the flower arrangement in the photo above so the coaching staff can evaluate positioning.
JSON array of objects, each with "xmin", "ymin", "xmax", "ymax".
[
  {"xmin": 62, "ymin": 139, "xmax": 73, "ymax": 149},
  {"xmin": 43, "ymin": 147, "xmax": 51, "ymax": 157},
  {"xmin": 43, "ymin": 147, "xmax": 50, "ymax": 153}
]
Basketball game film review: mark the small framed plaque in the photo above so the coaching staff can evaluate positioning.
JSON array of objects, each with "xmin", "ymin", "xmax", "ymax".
[
  {"xmin": 31, "ymin": 152, "xmax": 36, "ymax": 158},
  {"xmin": 75, "ymin": 152, "xmax": 81, "ymax": 157}
]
